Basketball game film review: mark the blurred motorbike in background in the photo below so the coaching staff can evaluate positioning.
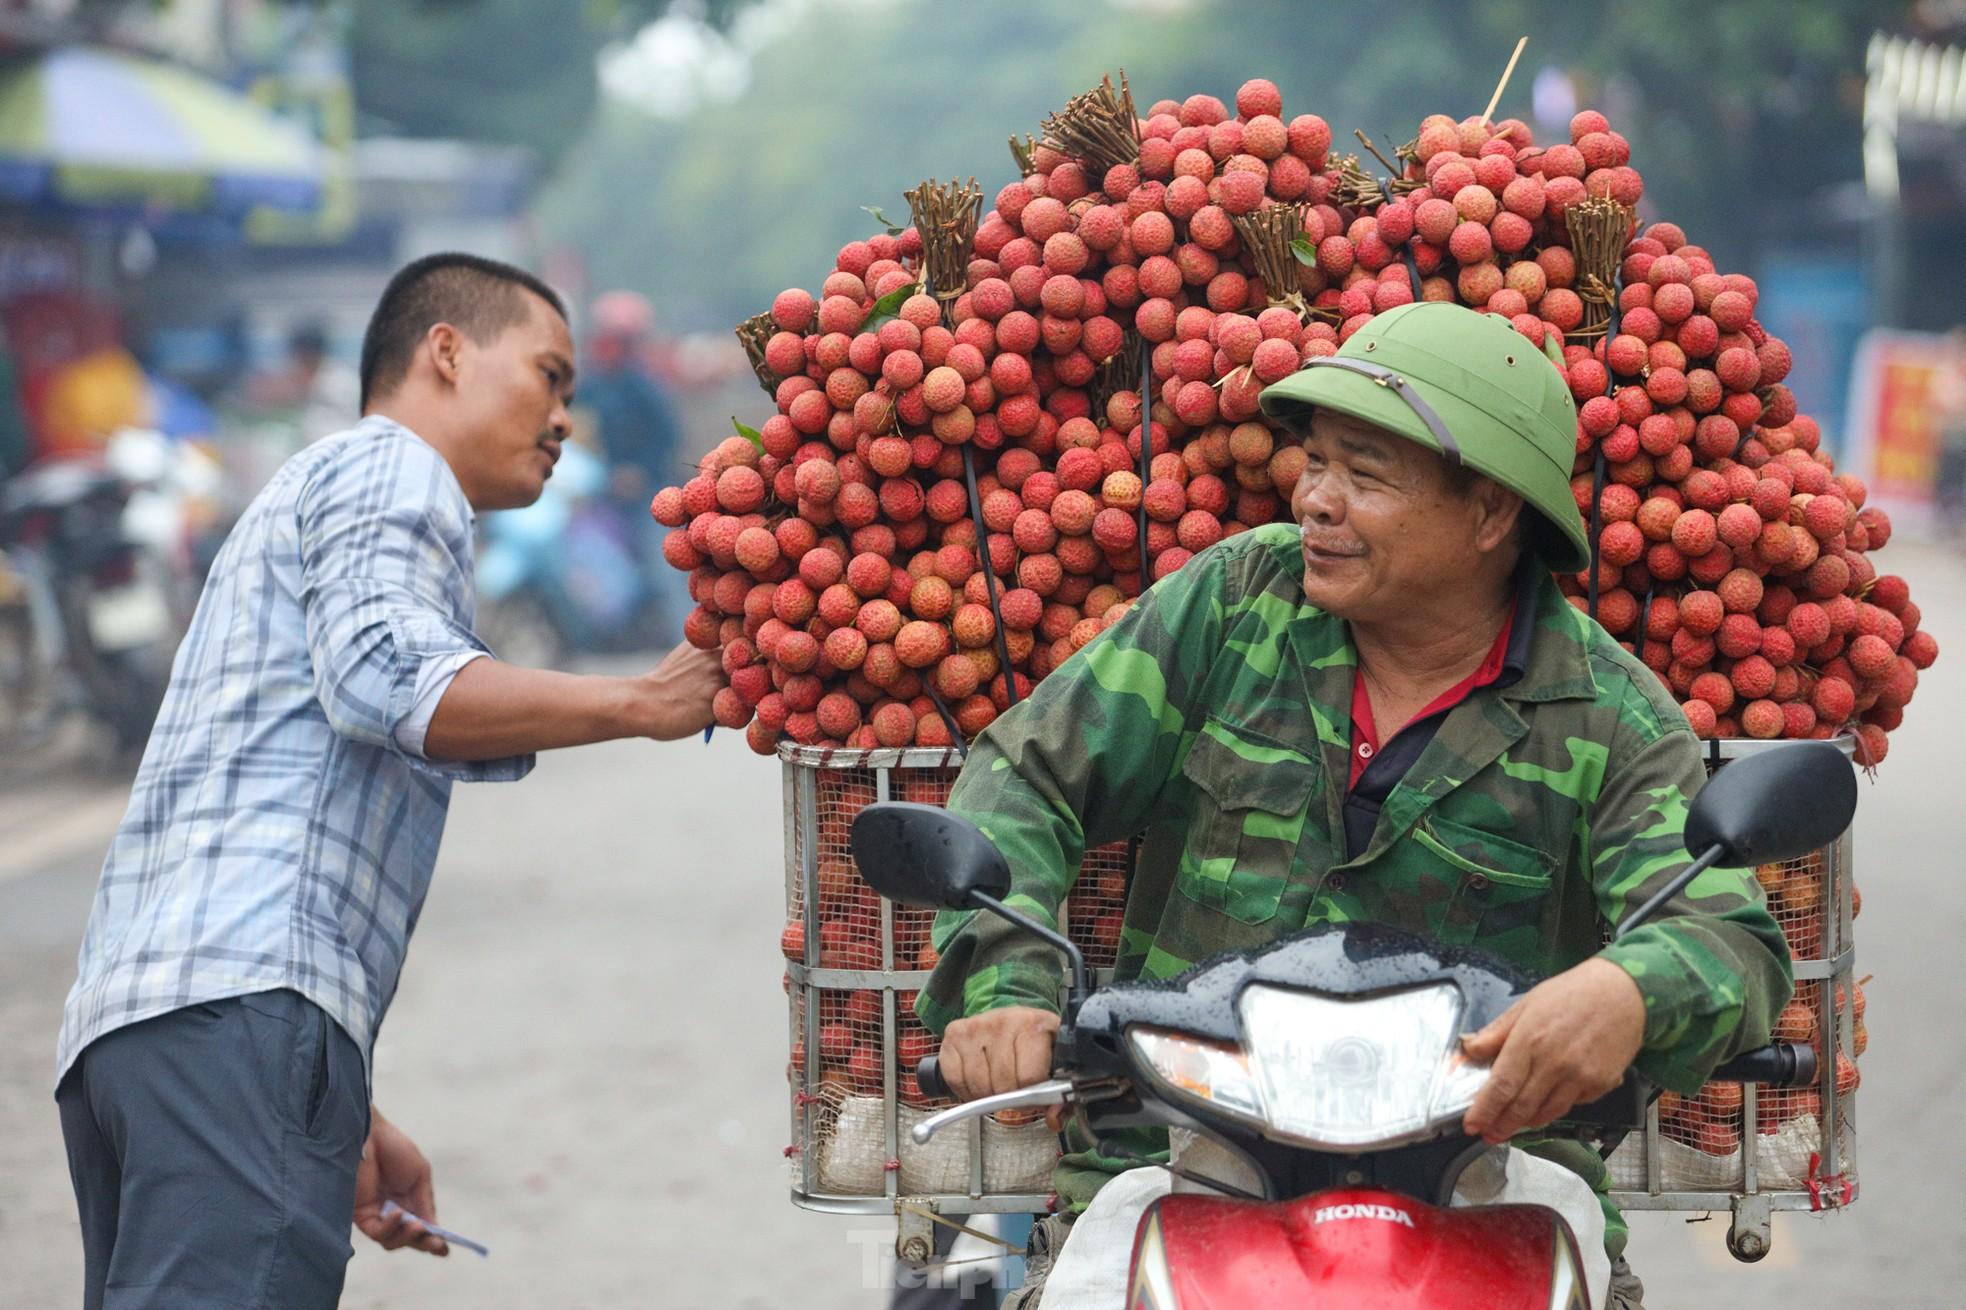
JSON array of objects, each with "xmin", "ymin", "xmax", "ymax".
[
  {"xmin": 475, "ymin": 440, "xmax": 678, "ymax": 670},
  {"xmin": 0, "ymin": 429, "xmax": 220, "ymax": 753}
]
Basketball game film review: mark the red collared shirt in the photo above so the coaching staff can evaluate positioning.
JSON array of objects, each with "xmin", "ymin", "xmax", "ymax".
[{"xmin": 1348, "ymin": 611, "xmax": 1516, "ymax": 793}]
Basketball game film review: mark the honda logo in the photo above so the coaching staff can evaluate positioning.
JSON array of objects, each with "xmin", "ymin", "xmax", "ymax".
[{"xmin": 1313, "ymin": 1203, "xmax": 1416, "ymax": 1228}]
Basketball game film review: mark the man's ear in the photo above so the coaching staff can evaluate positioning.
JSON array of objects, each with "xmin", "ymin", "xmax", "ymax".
[
  {"xmin": 426, "ymin": 323, "xmax": 465, "ymax": 389},
  {"xmin": 1473, "ymin": 481, "xmax": 1526, "ymax": 555}
]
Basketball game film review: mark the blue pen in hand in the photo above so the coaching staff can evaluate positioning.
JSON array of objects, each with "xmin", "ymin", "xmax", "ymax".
[{"xmin": 703, "ymin": 725, "xmax": 714, "ymax": 744}]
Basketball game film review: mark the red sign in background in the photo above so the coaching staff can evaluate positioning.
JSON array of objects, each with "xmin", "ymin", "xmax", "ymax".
[{"xmin": 1843, "ymin": 329, "xmax": 1953, "ymax": 533}]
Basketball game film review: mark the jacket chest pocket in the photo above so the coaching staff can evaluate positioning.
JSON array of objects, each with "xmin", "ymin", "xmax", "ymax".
[
  {"xmin": 1412, "ymin": 814, "xmax": 1557, "ymax": 947},
  {"xmin": 1175, "ymin": 718, "xmax": 1320, "ymax": 926}
]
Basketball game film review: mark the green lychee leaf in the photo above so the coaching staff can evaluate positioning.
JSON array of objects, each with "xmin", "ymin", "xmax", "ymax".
[
  {"xmin": 1290, "ymin": 234, "xmax": 1320, "ymax": 267},
  {"xmin": 861, "ymin": 282, "xmax": 917, "ymax": 332},
  {"xmin": 732, "ymin": 416, "xmax": 764, "ymax": 451},
  {"xmin": 861, "ymin": 205, "xmax": 906, "ymax": 237}
]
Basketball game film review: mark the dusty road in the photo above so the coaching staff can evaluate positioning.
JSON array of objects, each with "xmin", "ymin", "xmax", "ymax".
[{"xmin": 4, "ymin": 546, "xmax": 1964, "ymax": 1307}]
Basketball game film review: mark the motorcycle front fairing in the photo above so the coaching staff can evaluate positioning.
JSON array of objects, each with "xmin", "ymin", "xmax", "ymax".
[
  {"xmin": 1062, "ymin": 923, "xmax": 1647, "ymax": 1204},
  {"xmin": 1127, "ymin": 1188, "xmax": 1589, "ymax": 1310}
]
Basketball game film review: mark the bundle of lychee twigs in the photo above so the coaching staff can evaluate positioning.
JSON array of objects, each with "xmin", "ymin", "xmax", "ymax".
[
  {"xmin": 1567, "ymin": 196, "xmax": 1635, "ymax": 339},
  {"xmin": 1037, "ymin": 71, "xmax": 1140, "ymax": 176},
  {"xmin": 904, "ymin": 177, "xmax": 983, "ymax": 309},
  {"xmin": 1232, "ymin": 204, "xmax": 1316, "ymax": 320}
]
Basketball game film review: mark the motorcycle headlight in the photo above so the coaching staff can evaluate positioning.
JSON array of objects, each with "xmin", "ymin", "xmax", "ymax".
[
  {"xmin": 1239, "ymin": 981, "xmax": 1487, "ymax": 1148},
  {"xmin": 1127, "ymin": 981, "xmax": 1490, "ymax": 1150},
  {"xmin": 1125, "ymin": 1029, "xmax": 1265, "ymax": 1128}
]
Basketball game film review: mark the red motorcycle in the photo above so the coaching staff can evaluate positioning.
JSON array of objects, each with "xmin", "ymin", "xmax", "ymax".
[{"xmin": 851, "ymin": 741, "xmax": 1854, "ymax": 1308}]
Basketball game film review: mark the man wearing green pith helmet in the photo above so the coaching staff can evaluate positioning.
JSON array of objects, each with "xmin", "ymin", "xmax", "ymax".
[{"xmin": 915, "ymin": 301, "xmax": 1793, "ymax": 1309}]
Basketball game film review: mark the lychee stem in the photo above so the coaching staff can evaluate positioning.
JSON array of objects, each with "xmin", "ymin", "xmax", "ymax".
[
  {"xmin": 1353, "ymin": 129, "xmax": 1401, "ymax": 179},
  {"xmin": 1354, "ymin": 129, "xmax": 1425, "ymax": 200},
  {"xmin": 734, "ymin": 310, "xmax": 781, "ymax": 396},
  {"xmin": 1327, "ymin": 153, "xmax": 1389, "ymax": 212},
  {"xmin": 1091, "ymin": 327, "xmax": 1144, "ymax": 416},
  {"xmin": 1008, "ymin": 134, "xmax": 1036, "ymax": 177}
]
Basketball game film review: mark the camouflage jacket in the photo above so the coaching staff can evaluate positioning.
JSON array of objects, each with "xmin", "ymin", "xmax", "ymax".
[{"xmin": 917, "ymin": 523, "xmax": 1792, "ymax": 1246}]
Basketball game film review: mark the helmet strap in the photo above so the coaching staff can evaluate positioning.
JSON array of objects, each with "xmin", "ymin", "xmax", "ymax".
[{"xmin": 1294, "ymin": 356, "xmax": 1463, "ymax": 466}]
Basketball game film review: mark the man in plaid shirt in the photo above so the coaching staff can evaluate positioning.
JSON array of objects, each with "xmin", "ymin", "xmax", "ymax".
[{"xmin": 54, "ymin": 253, "xmax": 721, "ymax": 1309}]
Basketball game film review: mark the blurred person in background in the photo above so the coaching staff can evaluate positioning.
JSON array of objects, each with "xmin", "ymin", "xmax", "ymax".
[
  {"xmin": 248, "ymin": 321, "xmax": 363, "ymax": 445},
  {"xmin": 0, "ymin": 330, "xmax": 33, "ymax": 480},
  {"xmin": 221, "ymin": 322, "xmax": 366, "ymax": 501},
  {"xmin": 582, "ymin": 289, "xmax": 690, "ymax": 641},
  {"xmin": 0, "ymin": 329, "xmax": 31, "ymax": 729},
  {"xmin": 1934, "ymin": 327, "xmax": 1966, "ymax": 539},
  {"xmin": 583, "ymin": 290, "xmax": 683, "ymax": 500}
]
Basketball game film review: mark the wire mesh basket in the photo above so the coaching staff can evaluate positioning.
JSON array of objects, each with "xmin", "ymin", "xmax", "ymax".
[
  {"xmin": 1604, "ymin": 735, "xmax": 1860, "ymax": 1259},
  {"xmin": 781, "ymin": 744, "xmax": 1129, "ymax": 1216}
]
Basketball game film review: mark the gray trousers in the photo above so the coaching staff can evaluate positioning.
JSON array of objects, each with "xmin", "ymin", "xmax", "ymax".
[
  {"xmin": 1608, "ymin": 1255, "xmax": 1646, "ymax": 1308},
  {"xmin": 56, "ymin": 989, "xmax": 370, "ymax": 1310}
]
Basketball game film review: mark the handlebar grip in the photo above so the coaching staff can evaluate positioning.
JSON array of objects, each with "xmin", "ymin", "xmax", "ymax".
[
  {"xmin": 917, "ymin": 1055, "xmax": 952, "ymax": 1101},
  {"xmin": 1711, "ymin": 1042, "xmax": 1817, "ymax": 1087}
]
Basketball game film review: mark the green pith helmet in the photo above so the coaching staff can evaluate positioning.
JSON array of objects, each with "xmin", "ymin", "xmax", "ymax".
[{"xmin": 1258, "ymin": 301, "xmax": 1590, "ymax": 573}]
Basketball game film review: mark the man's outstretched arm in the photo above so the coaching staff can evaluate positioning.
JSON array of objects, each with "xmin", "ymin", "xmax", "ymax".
[
  {"xmin": 423, "ymin": 642, "xmax": 721, "ymax": 761},
  {"xmin": 295, "ymin": 435, "xmax": 717, "ymax": 769}
]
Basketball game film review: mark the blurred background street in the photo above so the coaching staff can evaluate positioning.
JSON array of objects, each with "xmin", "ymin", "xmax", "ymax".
[{"xmin": 3, "ymin": 0, "xmax": 1966, "ymax": 1304}]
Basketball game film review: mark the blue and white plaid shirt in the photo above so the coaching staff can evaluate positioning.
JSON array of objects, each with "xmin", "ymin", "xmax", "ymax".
[{"xmin": 57, "ymin": 416, "xmax": 532, "ymax": 1086}]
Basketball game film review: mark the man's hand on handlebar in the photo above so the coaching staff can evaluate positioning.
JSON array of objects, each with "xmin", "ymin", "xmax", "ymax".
[
  {"xmin": 939, "ymin": 1006, "xmax": 1060, "ymax": 1102},
  {"xmin": 1460, "ymin": 957, "xmax": 1648, "ymax": 1145}
]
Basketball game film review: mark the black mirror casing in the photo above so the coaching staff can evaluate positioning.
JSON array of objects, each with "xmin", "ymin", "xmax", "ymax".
[
  {"xmin": 850, "ymin": 801, "xmax": 1012, "ymax": 911},
  {"xmin": 1684, "ymin": 741, "xmax": 1857, "ymax": 867}
]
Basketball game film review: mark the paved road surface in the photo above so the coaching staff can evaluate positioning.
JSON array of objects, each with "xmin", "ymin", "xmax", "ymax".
[{"xmin": 3, "ymin": 546, "xmax": 1963, "ymax": 1307}]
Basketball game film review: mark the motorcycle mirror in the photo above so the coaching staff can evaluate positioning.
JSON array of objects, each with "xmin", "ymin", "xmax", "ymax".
[
  {"xmin": 851, "ymin": 802, "xmax": 1013, "ymax": 911},
  {"xmin": 1684, "ymin": 741, "xmax": 1857, "ymax": 867}
]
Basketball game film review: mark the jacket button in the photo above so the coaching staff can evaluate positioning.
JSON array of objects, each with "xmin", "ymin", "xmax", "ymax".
[
  {"xmin": 1469, "ymin": 875, "xmax": 1490, "ymax": 893},
  {"xmin": 1327, "ymin": 874, "xmax": 1347, "ymax": 892}
]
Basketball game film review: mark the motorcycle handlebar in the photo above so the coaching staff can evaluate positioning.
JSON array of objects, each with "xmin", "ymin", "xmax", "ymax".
[
  {"xmin": 1709, "ymin": 1041, "xmax": 1816, "ymax": 1087},
  {"xmin": 917, "ymin": 1055, "xmax": 952, "ymax": 1101},
  {"xmin": 918, "ymin": 1042, "xmax": 1816, "ymax": 1135}
]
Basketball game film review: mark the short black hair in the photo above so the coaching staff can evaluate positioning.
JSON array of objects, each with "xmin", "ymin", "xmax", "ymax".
[{"xmin": 359, "ymin": 252, "xmax": 566, "ymax": 409}]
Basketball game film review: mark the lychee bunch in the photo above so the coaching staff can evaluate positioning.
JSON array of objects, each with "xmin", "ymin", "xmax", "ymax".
[
  {"xmin": 660, "ymin": 79, "xmax": 1348, "ymax": 754},
  {"xmin": 657, "ymin": 88, "xmax": 1932, "ymax": 770},
  {"xmin": 1548, "ymin": 197, "xmax": 1933, "ymax": 760}
]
